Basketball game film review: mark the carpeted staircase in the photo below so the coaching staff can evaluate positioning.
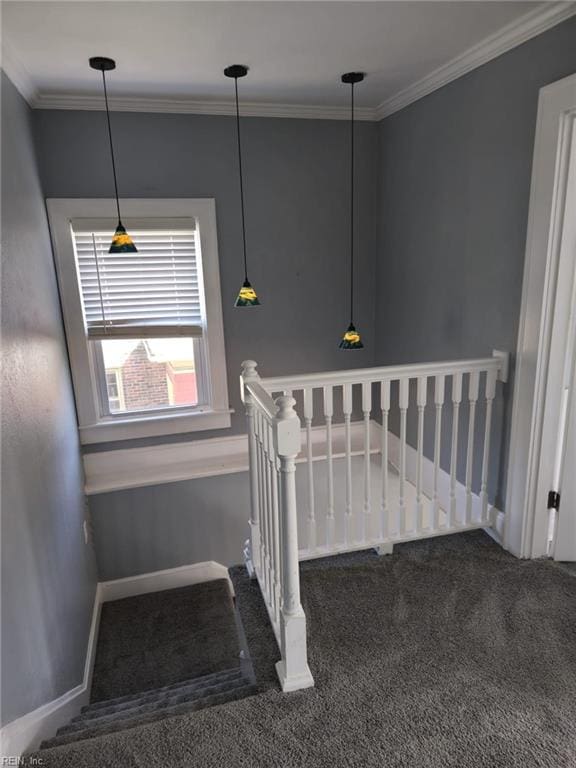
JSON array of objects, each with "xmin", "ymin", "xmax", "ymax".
[
  {"xmin": 41, "ymin": 667, "xmax": 255, "ymax": 749},
  {"xmin": 36, "ymin": 578, "xmax": 256, "ymax": 752}
]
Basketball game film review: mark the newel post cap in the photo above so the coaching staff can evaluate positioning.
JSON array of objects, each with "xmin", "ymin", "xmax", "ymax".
[
  {"xmin": 275, "ymin": 395, "xmax": 298, "ymax": 420},
  {"xmin": 492, "ymin": 350, "xmax": 509, "ymax": 383},
  {"xmin": 241, "ymin": 360, "xmax": 259, "ymax": 379},
  {"xmin": 273, "ymin": 396, "xmax": 300, "ymax": 457}
]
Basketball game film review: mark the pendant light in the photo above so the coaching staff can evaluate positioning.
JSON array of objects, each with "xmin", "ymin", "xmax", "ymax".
[
  {"xmin": 225, "ymin": 64, "xmax": 260, "ymax": 307},
  {"xmin": 89, "ymin": 56, "xmax": 137, "ymax": 254},
  {"xmin": 339, "ymin": 72, "xmax": 364, "ymax": 349}
]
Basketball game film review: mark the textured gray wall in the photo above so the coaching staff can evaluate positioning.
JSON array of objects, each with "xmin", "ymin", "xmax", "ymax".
[
  {"xmin": 34, "ymin": 109, "xmax": 379, "ymax": 451},
  {"xmin": 33, "ymin": 108, "xmax": 378, "ymax": 582},
  {"xmin": 376, "ymin": 17, "xmax": 576, "ymax": 507},
  {"xmin": 1, "ymin": 73, "xmax": 98, "ymax": 725},
  {"xmin": 90, "ymin": 473, "xmax": 251, "ymax": 579}
]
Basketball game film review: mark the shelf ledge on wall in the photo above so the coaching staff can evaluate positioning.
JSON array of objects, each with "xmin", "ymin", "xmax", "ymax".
[{"xmin": 83, "ymin": 420, "xmax": 381, "ymax": 495}]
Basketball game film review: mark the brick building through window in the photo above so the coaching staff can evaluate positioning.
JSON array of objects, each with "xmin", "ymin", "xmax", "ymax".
[{"xmin": 102, "ymin": 339, "xmax": 198, "ymax": 414}]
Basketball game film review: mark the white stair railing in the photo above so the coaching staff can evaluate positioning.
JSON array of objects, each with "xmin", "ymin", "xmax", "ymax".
[
  {"xmin": 240, "ymin": 361, "xmax": 314, "ymax": 693},
  {"xmin": 241, "ymin": 351, "xmax": 508, "ymax": 692}
]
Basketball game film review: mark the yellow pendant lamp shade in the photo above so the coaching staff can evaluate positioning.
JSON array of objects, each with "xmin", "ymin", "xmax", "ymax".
[
  {"xmin": 235, "ymin": 279, "xmax": 260, "ymax": 307},
  {"xmin": 339, "ymin": 323, "xmax": 363, "ymax": 350},
  {"xmin": 109, "ymin": 222, "xmax": 137, "ymax": 253}
]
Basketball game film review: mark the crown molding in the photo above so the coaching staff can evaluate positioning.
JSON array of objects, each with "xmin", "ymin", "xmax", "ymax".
[
  {"xmin": 31, "ymin": 92, "xmax": 377, "ymax": 121},
  {"xmin": 1, "ymin": 38, "xmax": 38, "ymax": 103},
  {"xmin": 375, "ymin": 1, "xmax": 576, "ymax": 120},
  {"xmin": 6, "ymin": 1, "xmax": 575, "ymax": 122}
]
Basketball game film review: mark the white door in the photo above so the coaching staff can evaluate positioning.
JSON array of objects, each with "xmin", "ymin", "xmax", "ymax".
[
  {"xmin": 544, "ymin": 118, "xmax": 576, "ymax": 561},
  {"xmin": 554, "ymin": 358, "xmax": 576, "ymax": 561},
  {"xmin": 505, "ymin": 73, "xmax": 576, "ymax": 558}
]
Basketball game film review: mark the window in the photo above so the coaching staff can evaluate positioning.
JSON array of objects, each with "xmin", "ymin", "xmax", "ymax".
[
  {"xmin": 105, "ymin": 369, "xmax": 124, "ymax": 412},
  {"xmin": 48, "ymin": 199, "xmax": 230, "ymax": 443}
]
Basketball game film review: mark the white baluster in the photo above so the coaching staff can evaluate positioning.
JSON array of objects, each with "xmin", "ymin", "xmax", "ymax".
[
  {"xmin": 268, "ymin": 421, "xmax": 281, "ymax": 624},
  {"xmin": 415, "ymin": 377, "xmax": 427, "ymax": 533},
  {"xmin": 254, "ymin": 412, "xmax": 264, "ymax": 579},
  {"xmin": 380, "ymin": 380, "xmax": 391, "ymax": 540},
  {"xmin": 432, "ymin": 375, "xmax": 445, "ymax": 531},
  {"xmin": 480, "ymin": 369, "xmax": 497, "ymax": 523},
  {"xmin": 362, "ymin": 381, "xmax": 372, "ymax": 543},
  {"xmin": 303, "ymin": 388, "xmax": 316, "ymax": 552},
  {"xmin": 398, "ymin": 378, "xmax": 409, "ymax": 536},
  {"xmin": 259, "ymin": 412, "xmax": 271, "ymax": 603},
  {"xmin": 241, "ymin": 360, "xmax": 261, "ymax": 577},
  {"xmin": 343, "ymin": 383, "xmax": 354, "ymax": 545},
  {"xmin": 449, "ymin": 373, "xmax": 463, "ymax": 528},
  {"xmin": 274, "ymin": 455, "xmax": 283, "ymax": 617},
  {"xmin": 465, "ymin": 371, "xmax": 480, "ymax": 525},
  {"xmin": 323, "ymin": 385, "xmax": 335, "ymax": 549},
  {"xmin": 265, "ymin": 421, "xmax": 276, "ymax": 608},
  {"xmin": 259, "ymin": 413, "xmax": 270, "ymax": 604},
  {"xmin": 274, "ymin": 396, "xmax": 314, "ymax": 692}
]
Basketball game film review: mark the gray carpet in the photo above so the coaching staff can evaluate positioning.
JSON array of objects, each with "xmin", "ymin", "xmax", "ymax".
[
  {"xmin": 30, "ymin": 532, "xmax": 576, "ymax": 767},
  {"xmin": 90, "ymin": 579, "xmax": 241, "ymax": 702}
]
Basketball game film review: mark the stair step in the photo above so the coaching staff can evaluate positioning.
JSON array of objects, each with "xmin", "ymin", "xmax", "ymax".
[
  {"xmin": 84, "ymin": 666, "xmax": 242, "ymax": 713},
  {"xmin": 68, "ymin": 675, "xmax": 250, "ymax": 729},
  {"xmin": 40, "ymin": 683, "xmax": 257, "ymax": 750}
]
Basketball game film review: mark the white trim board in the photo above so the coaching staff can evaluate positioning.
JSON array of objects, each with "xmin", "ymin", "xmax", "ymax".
[
  {"xmin": 31, "ymin": 92, "xmax": 376, "ymax": 122},
  {"xmin": 99, "ymin": 561, "xmax": 233, "ymax": 602},
  {"xmin": 0, "ymin": 585, "xmax": 102, "ymax": 759},
  {"xmin": 5, "ymin": 3, "xmax": 574, "ymax": 121},
  {"xmin": 84, "ymin": 420, "xmax": 381, "ymax": 495}
]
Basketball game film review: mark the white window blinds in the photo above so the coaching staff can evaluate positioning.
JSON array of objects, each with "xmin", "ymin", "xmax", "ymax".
[{"xmin": 72, "ymin": 218, "xmax": 204, "ymax": 339}]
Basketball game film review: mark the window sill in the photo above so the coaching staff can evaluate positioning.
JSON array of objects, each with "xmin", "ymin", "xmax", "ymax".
[{"xmin": 79, "ymin": 408, "xmax": 233, "ymax": 445}]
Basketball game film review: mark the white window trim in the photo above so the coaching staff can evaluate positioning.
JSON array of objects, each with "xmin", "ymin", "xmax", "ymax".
[{"xmin": 47, "ymin": 198, "xmax": 231, "ymax": 443}]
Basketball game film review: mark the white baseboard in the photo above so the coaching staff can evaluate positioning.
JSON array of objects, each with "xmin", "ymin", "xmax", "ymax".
[
  {"xmin": 1, "ymin": 584, "xmax": 102, "ymax": 759},
  {"xmin": 99, "ymin": 561, "xmax": 233, "ymax": 602}
]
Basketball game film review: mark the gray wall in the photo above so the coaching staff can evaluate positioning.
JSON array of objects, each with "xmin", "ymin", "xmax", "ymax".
[
  {"xmin": 90, "ymin": 473, "xmax": 251, "ymax": 580},
  {"xmin": 34, "ymin": 109, "xmax": 379, "ymax": 451},
  {"xmin": 30, "ymin": 16, "xmax": 576, "ymax": 584},
  {"xmin": 376, "ymin": 16, "xmax": 576, "ymax": 507},
  {"xmin": 33, "ymin": 108, "xmax": 378, "ymax": 581},
  {"xmin": 1, "ymin": 73, "xmax": 98, "ymax": 726}
]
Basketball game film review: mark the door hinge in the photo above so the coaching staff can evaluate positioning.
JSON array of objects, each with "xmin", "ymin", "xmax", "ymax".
[{"xmin": 547, "ymin": 490, "xmax": 561, "ymax": 510}]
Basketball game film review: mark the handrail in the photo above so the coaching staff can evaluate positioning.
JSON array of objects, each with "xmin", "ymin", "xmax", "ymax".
[
  {"xmin": 261, "ymin": 350, "xmax": 508, "ymax": 392},
  {"xmin": 240, "ymin": 360, "xmax": 313, "ymax": 693},
  {"xmin": 244, "ymin": 380, "xmax": 278, "ymax": 421}
]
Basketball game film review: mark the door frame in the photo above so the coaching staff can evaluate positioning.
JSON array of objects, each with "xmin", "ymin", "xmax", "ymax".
[{"xmin": 505, "ymin": 72, "xmax": 576, "ymax": 558}]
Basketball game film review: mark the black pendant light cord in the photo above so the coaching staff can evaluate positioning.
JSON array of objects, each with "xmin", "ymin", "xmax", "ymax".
[
  {"xmin": 349, "ymin": 80, "xmax": 355, "ymax": 326},
  {"xmin": 100, "ymin": 69, "xmax": 122, "ymax": 224},
  {"xmin": 234, "ymin": 76, "xmax": 249, "ymax": 282}
]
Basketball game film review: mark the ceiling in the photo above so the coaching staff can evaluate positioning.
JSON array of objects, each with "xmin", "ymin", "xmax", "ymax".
[{"xmin": 2, "ymin": 1, "xmax": 574, "ymax": 119}]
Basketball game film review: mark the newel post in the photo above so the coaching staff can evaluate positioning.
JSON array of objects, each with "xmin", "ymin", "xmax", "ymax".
[
  {"xmin": 274, "ymin": 396, "xmax": 314, "ymax": 692},
  {"xmin": 241, "ymin": 360, "xmax": 261, "ymax": 578}
]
